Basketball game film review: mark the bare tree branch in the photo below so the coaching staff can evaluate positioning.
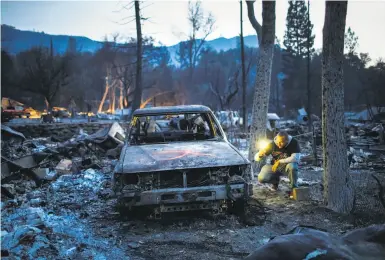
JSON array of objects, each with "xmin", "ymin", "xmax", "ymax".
[
  {"xmin": 224, "ymin": 66, "xmax": 240, "ymax": 107},
  {"xmin": 17, "ymin": 47, "xmax": 69, "ymax": 109},
  {"xmin": 246, "ymin": 49, "xmax": 254, "ymax": 75},
  {"xmin": 245, "ymin": 0, "xmax": 262, "ymax": 45}
]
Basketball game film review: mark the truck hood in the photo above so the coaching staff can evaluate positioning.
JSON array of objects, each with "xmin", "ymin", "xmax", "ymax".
[{"xmin": 115, "ymin": 140, "xmax": 249, "ymax": 173}]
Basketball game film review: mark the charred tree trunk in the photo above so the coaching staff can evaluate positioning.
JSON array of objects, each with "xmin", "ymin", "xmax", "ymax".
[
  {"xmin": 306, "ymin": 0, "xmax": 318, "ymax": 165},
  {"xmin": 246, "ymin": 1, "xmax": 276, "ymax": 169},
  {"xmin": 99, "ymin": 73, "xmax": 110, "ymax": 113},
  {"xmin": 132, "ymin": 0, "xmax": 143, "ymax": 113},
  {"xmin": 322, "ymin": 1, "xmax": 354, "ymax": 213},
  {"xmin": 44, "ymin": 97, "xmax": 51, "ymax": 112},
  {"xmin": 240, "ymin": 0, "xmax": 247, "ymax": 132}
]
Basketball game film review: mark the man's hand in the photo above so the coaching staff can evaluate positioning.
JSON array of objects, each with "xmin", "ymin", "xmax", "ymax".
[
  {"xmin": 272, "ymin": 160, "xmax": 280, "ymax": 172},
  {"xmin": 254, "ymin": 151, "xmax": 266, "ymax": 162}
]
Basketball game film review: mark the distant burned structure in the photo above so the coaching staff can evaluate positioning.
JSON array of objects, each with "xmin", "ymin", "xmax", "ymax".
[{"xmin": 1, "ymin": 97, "xmax": 31, "ymax": 122}]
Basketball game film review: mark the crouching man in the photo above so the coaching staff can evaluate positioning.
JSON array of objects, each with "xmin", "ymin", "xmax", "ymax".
[{"xmin": 255, "ymin": 131, "xmax": 301, "ymax": 195}]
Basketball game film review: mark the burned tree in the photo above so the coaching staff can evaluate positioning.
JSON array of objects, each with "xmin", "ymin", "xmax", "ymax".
[
  {"xmin": 1, "ymin": 50, "xmax": 16, "ymax": 98},
  {"xmin": 16, "ymin": 41, "xmax": 69, "ymax": 110},
  {"xmin": 202, "ymin": 48, "xmax": 254, "ymax": 111},
  {"xmin": 177, "ymin": 0, "xmax": 215, "ymax": 79},
  {"xmin": 306, "ymin": 0, "xmax": 318, "ymax": 165},
  {"xmin": 208, "ymin": 66, "xmax": 240, "ymax": 111},
  {"xmin": 246, "ymin": 0, "xmax": 276, "ymax": 166},
  {"xmin": 97, "ymin": 33, "xmax": 165, "ymax": 112},
  {"xmin": 322, "ymin": 1, "xmax": 354, "ymax": 213},
  {"xmin": 112, "ymin": 38, "xmax": 137, "ymax": 109},
  {"xmin": 240, "ymin": 0, "xmax": 247, "ymax": 132}
]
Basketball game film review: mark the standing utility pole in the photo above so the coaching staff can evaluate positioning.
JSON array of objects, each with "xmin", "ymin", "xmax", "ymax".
[
  {"xmin": 132, "ymin": 0, "xmax": 143, "ymax": 113},
  {"xmin": 306, "ymin": 0, "xmax": 317, "ymax": 165},
  {"xmin": 240, "ymin": 0, "xmax": 247, "ymax": 132}
]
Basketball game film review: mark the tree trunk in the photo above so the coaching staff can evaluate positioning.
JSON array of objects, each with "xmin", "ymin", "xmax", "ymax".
[
  {"xmin": 44, "ymin": 97, "xmax": 51, "ymax": 112},
  {"xmin": 99, "ymin": 77, "xmax": 109, "ymax": 113},
  {"xmin": 132, "ymin": 0, "xmax": 143, "ymax": 112},
  {"xmin": 322, "ymin": 0, "xmax": 354, "ymax": 213},
  {"xmin": 306, "ymin": 0, "xmax": 318, "ymax": 165},
  {"xmin": 240, "ymin": 0, "xmax": 247, "ymax": 132},
  {"xmin": 247, "ymin": 1, "xmax": 276, "ymax": 169},
  {"xmin": 111, "ymin": 85, "xmax": 116, "ymax": 113},
  {"xmin": 119, "ymin": 85, "xmax": 124, "ymax": 110}
]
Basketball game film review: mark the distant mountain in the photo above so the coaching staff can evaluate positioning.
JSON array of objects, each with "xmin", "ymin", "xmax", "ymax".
[
  {"xmin": 1, "ymin": 25, "xmax": 103, "ymax": 54},
  {"xmin": 167, "ymin": 35, "xmax": 259, "ymax": 64},
  {"xmin": 1, "ymin": 25, "xmax": 259, "ymax": 64}
]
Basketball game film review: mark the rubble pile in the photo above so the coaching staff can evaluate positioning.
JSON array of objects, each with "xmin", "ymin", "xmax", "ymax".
[
  {"xmin": 231, "ymin": 119, "xmax": 385, "ymax": 169},
  {"xmin": 1, "ymin": 170, "xmax": 126, "ymax": 259},
  {"xmin": 1, "ymin": 123, "xmax": 127, "ymax": 259},
  {"xmin": 346, "ymin": 123, "xmax": 385, "ymax": 169},
  {"xmin": 3, "ymin": 122, "xmax": 128, "ymax": 140},
  {"xmin": 347, "ymin": 123, "xmax": 385, "ymax": 146},
  {"xmin": 2, "ymin": 120, "xmax": 385, "ymax": 259},
  {"xmin": 1, "ymin": 123, "xmax": 126, "ymax": 199}
]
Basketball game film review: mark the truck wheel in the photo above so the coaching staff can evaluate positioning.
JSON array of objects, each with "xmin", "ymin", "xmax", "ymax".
[
  {"xmin": 227, "ymin": 198, "xmax": 246, "ymax": 216},
  {"xmin": 116, "ymin": 198, "xmax": 140, "ymax": 219}
]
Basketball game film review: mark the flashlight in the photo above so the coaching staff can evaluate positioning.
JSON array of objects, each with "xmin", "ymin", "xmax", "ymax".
[
  {"xmin": 255, "ymin": 139, "xmax": 270, "ymax": 162},
  {"xmin": 257, "ymin": 139, "xmax": 270, "ymax": 151}
]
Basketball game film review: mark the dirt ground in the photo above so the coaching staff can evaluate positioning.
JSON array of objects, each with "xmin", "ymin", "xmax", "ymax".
[
  {"xmin": 2, "ymin": 164, "xmax": 384, "ymax": 260},
  {"xmin": 2, "ymin": 121, "xmax": 385, "ymax": 259}
]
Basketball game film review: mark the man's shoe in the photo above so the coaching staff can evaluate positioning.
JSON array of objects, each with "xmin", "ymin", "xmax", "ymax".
[{"xmin": 286, "ymin": 190, "xmax": 294, "ymax": 199}]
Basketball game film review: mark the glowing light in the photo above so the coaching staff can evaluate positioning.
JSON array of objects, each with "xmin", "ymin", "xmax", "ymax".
[{"xmin": 257, "ymin": 139, "xmax": 270, "ymax": 150}]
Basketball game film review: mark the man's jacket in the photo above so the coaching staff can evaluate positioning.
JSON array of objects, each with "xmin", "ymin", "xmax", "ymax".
[{"xmin": 255, "ymin": 135, "xmax": 301, "ymax": 164}]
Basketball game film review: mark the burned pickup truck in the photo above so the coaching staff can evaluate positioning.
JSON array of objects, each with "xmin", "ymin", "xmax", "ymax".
[{"xmin": 112, "ymin": 105, "xmax": 253, "ymax": 218}]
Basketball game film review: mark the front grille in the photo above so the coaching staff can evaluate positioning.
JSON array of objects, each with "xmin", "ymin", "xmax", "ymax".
[
  {"xmin": 187, "ymin": 168, "xmax": 211, "ymax": 187},
  {"xmin": 121, "ymin": 165, "xmax": 250, "ymax": 191},
  {"xmin": 158, "ymin": 171, "xmax": 184, "ymax": 189}
]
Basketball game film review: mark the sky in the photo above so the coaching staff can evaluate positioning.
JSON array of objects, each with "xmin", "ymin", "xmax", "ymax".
[{"xmin": 1, "ymin": 0, "xmax": 385, "ymax": 62}]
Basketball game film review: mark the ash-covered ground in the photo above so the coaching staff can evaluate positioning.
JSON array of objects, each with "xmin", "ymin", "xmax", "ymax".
[{"xmin": 1, "ymin": 121, "xmax": 385, "ymax": 259}]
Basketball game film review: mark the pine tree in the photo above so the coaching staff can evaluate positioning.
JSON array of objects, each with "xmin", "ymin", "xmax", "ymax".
[
  {"xmin": 344, "ymin": 27, "xmax": 359, "ymax": 55},
  {"xmin": 283, "ymin": 0, "xmax": 315, "ymax": 58},
  {"xmin": 282, "ymin": 0, "xmax": 315, "ymax": 111}
]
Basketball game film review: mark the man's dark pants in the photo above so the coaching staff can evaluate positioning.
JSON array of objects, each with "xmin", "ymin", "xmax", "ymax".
[{"xmin": 258, "ymin": 162, "xmax": 299, "ymax": 189}]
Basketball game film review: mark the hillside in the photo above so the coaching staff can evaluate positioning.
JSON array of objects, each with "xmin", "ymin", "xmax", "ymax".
[
  {"xmin": 1, "ymin": 24, "xmax": 259, "ymax": 60},
  {"xmin": 167, "ymin": 35, "xmax": 259, "ymax": 64},
  {"xmin": 1, "ymin": 25, "xmax": 103, "ymax": 54}
]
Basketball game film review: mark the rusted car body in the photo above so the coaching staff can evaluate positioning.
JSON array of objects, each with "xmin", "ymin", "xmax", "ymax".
[{"xmin": 112, "ymin": 105, "xmax": 253, "ymax": 218}]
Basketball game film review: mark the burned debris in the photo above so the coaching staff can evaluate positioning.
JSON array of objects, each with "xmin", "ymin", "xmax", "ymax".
[
  {"xmin": 1, "ymin": 123, "xmax": 125, "ymax": 198},
  {"xmin": 1, "ymin": 110, "xmax": 384, "ymax": 260},
  {"xmin": 1, "ymin": 123, "xmax": 127, "ymax": 259}
]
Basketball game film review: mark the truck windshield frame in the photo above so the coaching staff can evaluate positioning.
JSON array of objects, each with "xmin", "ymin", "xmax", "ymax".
[{"xmin": 128, "ymin": 112, "xmax": 222, "ymax": 145}]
